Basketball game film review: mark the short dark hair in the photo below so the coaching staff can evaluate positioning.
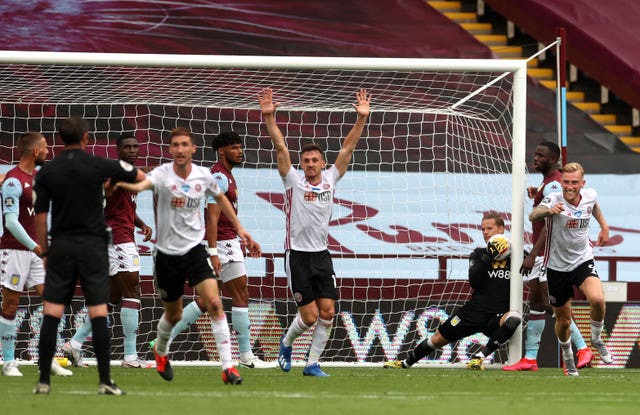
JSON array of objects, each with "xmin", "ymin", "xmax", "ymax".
[
  {"xmin": 212, "ymin": 131, "xmax": 242, "ymax": 151},
  {"xmin": 16, "ymin": 132, "xmax": 44, "ymax": 155},
  {"xmin": 538, "ymin": 141, "xmax": 560, "ymax": 161},
  {"xmin": 482, "ymin": 212, "xmax": 505, "ymax": 227},
  {"xmin": 300, "ymin": 143, "xmax": 325, "ymax": 161},
  {"xmin": 170, "ymin": 127, "xmax": 193, "ymax": 143},
  {"xmin": 117, "ymin": 132, "xmax": 136, "ymax": 147},
  {"xmin": 58, "ymin": 117, "xmax": 89, "ymax": 145}
]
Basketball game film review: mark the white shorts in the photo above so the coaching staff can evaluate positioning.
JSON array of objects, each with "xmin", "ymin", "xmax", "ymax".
[
  {"xmin": 0, "ymin": 249, "xmax": 45, "ymax": 291},
  {"xmin": 108, "ymin": 242, "xmax": 140, "ymax": 277},
  {"xmin": 523, "ymin": 255, "xmax": 547, "ymax": 283},
  {"xmin": 215, "ymin": 239, "xmax": 246, "ymax": 283}
]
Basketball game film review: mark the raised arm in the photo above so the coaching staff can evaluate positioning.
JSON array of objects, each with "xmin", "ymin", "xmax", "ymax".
[
  {"xmin": 333, "ymin": 89, "xmax": 371, "ymax": 177},
  {"xmin": 592, "ymin": 202, "xmax": 609, "ymax": 246},
  {"xmin": 258, "ymin": 87, "xmax": 292, "ymax": 177}
]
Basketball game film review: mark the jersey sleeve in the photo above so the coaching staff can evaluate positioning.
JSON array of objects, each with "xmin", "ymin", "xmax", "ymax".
[
  {"xmin": 281, "ymin": 165, "xmax": 298, "ymax": 189},
  {"xmin": 207, "ymin": 172, "xmax": 229, "ymax": 204},
  {"xmin": 100, "ymin": 158, "xmax": 138, "ymax": 183},
  {"xmin": 542, "ymin": 180, "xmax": 562, "ymax": 197},
  {"xmin": 146, "ymin": 164, "xmax": 165, "ymax": 191},
  {"xmin": 328, "ymin": 164, "xmax": 341, "ymax": 185},
  {"xmin": 204, "ymin": 172, "xmax": 222, "ymax": 200},
  {"xmin": 468, "ymin": 248, "xmax": 491, "ymax": 289},
  {"xmin": 1, "ymin": 177, "xmax": 23, "ymax": 216},
  {"xmin": 539, "ymin": 192, "xmax": 559, "ymax": 209},
  {"xmin": 33, "ymin": 170, "xmax": 50, "ymax": 214}
]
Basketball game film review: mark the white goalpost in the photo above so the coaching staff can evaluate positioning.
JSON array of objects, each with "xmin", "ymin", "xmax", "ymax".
[{"xmin": 0, "ymin": 51, "xmax": 527, "ymax": 367}]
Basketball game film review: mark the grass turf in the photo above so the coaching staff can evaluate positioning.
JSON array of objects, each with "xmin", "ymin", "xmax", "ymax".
[{"xmin": 4, "ymin": 365, "xmax": 640, "ymax": 414}]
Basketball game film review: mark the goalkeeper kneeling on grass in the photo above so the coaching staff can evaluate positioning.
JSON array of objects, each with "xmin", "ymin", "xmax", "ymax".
[{"xmin": 384, "ymin": 212, "xmax": 521, "ymax": 370}]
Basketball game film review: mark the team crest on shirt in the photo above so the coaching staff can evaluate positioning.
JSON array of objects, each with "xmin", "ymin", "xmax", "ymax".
[
  {"xmin": 195, "ymin": 184, "xmax": 201, "ymax": 192},
  {"xmin": 450, "ymin": 315, "xmax": 461, "ymax": 326},
  {"xmin": 294, "ymin": 292, "xmax": 303, "ymax": 303},
  {"xmin": 10, "ymin": 274, "xmax": 20, "ymax": 286}
]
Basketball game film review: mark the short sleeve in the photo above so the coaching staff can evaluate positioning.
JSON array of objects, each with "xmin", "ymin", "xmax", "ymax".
[
  {"xmin": 207, "ymin": 172, "xmax": 229, "ymax": 204},
  {"xmin": 1, "ymin": 177, "xmax": 23, "ymax": 215},
  {"xmin": 282, "ymin": 165, "xmax": 298, "ymax": 189},
  {"xmin": 33, "ymin": 170, "xmax": 50, "ymax": 214},
  {"xmin": 542, "ymin": 180, "xmax": 561, "ymax": 197},
  {"xmin": 539, "ymin": 193, "xmax": 557, "ymax": 208}
]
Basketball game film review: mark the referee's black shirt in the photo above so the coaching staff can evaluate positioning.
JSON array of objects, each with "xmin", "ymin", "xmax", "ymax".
[{"xmin": 33, "ymin": 149, "xmax": 138, "ymax": 239}]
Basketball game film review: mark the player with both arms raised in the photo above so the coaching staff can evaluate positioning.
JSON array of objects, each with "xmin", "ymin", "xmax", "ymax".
[{"xmin": 384, "ymin": 213, "xmax": 521, "ymax": 370}]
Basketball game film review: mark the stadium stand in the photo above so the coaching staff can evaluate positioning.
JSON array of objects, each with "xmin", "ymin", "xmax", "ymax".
[{"xmin": 1, "ymin": 0, "xmax": 639, "ymax": 172}]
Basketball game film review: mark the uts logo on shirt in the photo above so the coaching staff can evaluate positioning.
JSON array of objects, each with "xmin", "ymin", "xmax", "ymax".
[{"xmin": 304, "ymin": 191, "xmax": 332, "ymax": 203}]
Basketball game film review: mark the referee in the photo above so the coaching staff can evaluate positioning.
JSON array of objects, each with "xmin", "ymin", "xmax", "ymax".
[{"xmin": 32, "ymin": 117, "xmax": 146, "ymax": 395}]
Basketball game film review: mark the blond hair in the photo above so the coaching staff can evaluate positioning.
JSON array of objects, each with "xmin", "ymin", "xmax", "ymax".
[{"xmin": 561, "ymin": 162, "xmax": 585, "ymax": 177}]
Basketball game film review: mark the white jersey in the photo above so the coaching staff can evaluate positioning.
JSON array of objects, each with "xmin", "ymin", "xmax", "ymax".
[
  {"xmin": 283, "ymin": 165, "xmax": 341, "ymax": 252},
  {"xmin": 148, "ymin": 163, "xmax": 221, "ymax": 255},
  {"xmin": 540, "ymin": 188, "xmax": 597, "ymax": 271}
]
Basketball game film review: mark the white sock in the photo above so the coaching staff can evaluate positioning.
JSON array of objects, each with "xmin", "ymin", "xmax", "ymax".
[
  {"xmin": 211, "ymin": 316, "xmax": 233, "ymax": 370},
  {"xmin": 283, "ymin": 313, "xmax": 309, "ymax": 347},
  {"xmin": 307, "ymin": 318, "xmax": 333, "ymax": 366},
  {"xmin": 155, "ymin": 315, "xmax": 173, "ymax": 356},
  {"xmin": 559, "ymin": 339, "xmax": 573, "ymax": 360},
  {"xmin": 590, "ymin": 319, "xmax": 604, "ymax": 343}
]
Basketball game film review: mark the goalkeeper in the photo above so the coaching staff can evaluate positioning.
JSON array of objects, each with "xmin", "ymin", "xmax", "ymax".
[{"xmin": 384, "ymin": 213, "xmax": 521, "ymax": 370}]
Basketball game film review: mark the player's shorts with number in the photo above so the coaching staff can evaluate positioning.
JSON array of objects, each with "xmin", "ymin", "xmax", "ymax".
[{"xmin": 523, "ymin": 256, "xmax": 547, "ymax": 283}]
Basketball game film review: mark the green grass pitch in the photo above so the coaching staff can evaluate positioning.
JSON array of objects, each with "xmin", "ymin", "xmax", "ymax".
[{"xmin": 4, "ymin": 366, "xmax": 640, "ymax": 414}]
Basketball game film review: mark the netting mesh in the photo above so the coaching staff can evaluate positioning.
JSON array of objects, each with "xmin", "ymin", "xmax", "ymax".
[{"xmin": 0, "ymin": 59, "xmax": 525, "ymax": 366}]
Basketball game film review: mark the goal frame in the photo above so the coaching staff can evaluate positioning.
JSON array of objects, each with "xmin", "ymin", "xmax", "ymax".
[{"xmin": 0, "ymin": 51, "xmax": 527, "ymax": 365}]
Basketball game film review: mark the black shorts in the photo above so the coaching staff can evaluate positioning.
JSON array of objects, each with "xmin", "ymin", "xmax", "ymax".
[
  {"xmin": 285, "ymin": 249, "xmax": 338, "ymax": 307},
  {"xmin": 437, "ymin": 302, "xmax": 504, "ymax": 342},
  {"xmin": 44, "ymin": 235, "xmax": 109, "ymax": 306},
  {"xmin": 154, "ymin": 244, "xmax": 215, "ymax": 302},
  {"xmin": 547, "ymin": 259, "xmax": 599, "ymax": 307}
]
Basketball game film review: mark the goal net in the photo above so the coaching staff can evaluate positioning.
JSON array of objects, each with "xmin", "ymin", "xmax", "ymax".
[{"xmin": 0, "ymin": 52, "xmax": 527, "ymax": 367}]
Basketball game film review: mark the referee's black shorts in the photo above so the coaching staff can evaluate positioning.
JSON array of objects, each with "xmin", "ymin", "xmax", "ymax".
[{"xmin": 44, "ymin": 235, "xmax": 109, "ymax": 306}]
